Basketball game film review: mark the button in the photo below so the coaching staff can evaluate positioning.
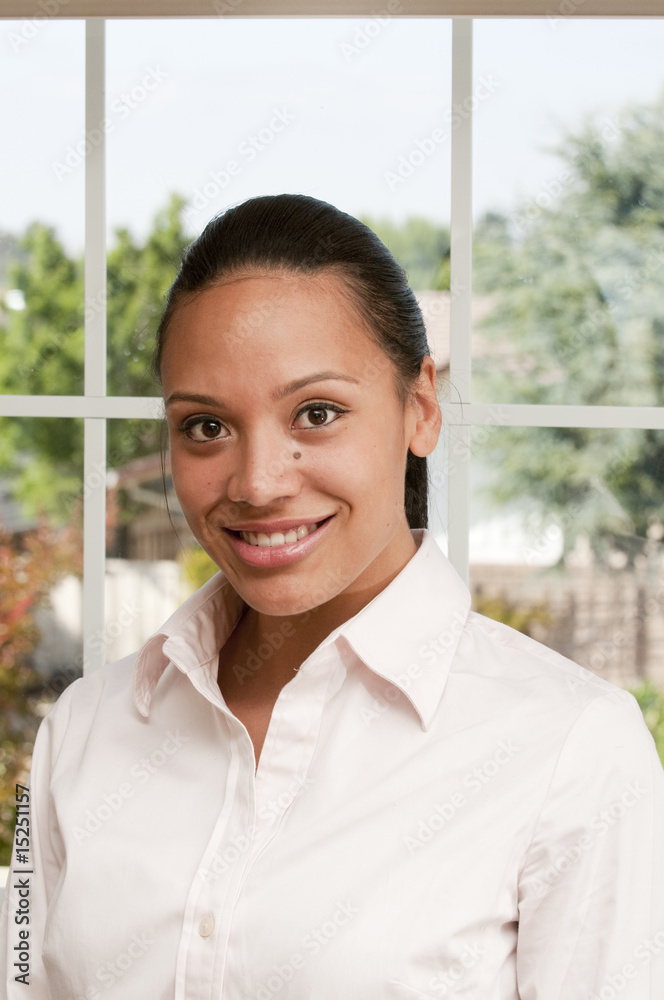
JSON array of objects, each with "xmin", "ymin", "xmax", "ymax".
[{"xmin": 198, "ymin": 915, "xmax": 215, "ymax": 938}]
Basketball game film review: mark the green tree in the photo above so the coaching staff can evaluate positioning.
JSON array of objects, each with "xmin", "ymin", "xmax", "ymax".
[
  {"xmin": 473, "ymin": 93, "xmax": 664, "ymax": 555},
  {"xmin": 0, "ymin": 195, "xmax": 190, "ymax": 520},
  {"xmin": 630, "ymin": 681, "xmax": 664, "ymax": 766},
  {"xmin": 106, "ymin": 196, "xmax": 189, "ymax": 397}
]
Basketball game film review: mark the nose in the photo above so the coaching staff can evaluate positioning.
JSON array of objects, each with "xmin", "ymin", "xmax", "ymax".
[{"xmin": 225, "ymin": 428, "xmax": 302, "ymax": 508}]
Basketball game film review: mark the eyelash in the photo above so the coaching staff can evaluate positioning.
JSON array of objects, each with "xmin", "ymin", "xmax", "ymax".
[
  {"xmin": 293, "ymin": 402, "xmax": 348, "ymax": 428},
  {"xmin": 178, "ymin": 402, "xmax": 349, "ymax": 442}
]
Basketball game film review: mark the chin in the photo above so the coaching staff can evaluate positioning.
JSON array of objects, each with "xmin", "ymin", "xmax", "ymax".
[
  {"xmin": 237, "ymin": 587, "xmax": 328, "ymax": 618},
  {"xmin": 239, "ymin": 562, "xmax": 352, "ymax": 615}
]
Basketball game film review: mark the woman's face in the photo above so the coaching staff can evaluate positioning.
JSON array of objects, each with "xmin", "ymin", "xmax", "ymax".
[{"xmin": 161, "ymin": 269, "xmax": 440, "ymax": 618}]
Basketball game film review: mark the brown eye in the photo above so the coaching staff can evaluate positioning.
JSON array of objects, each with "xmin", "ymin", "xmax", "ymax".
[
  {"xmin": 293, "ymin": 403, "xmax": 347, "ymax": 430},
  {"xmin": 199, "ymin": 420, "xmax": 222, "ymax": 438},
  {"xmin": 183, "ymin": 417, "xmax": 227, "ymax": 442}
]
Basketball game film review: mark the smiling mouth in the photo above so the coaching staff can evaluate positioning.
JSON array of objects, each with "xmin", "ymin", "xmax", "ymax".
[{"xmin": 226, "ymin": 518, "xmax": 331, "ymax": 548}]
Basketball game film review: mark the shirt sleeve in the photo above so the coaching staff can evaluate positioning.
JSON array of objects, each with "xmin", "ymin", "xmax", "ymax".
[
  {"xmin": 0, "ymin": 681, "xmax": 77, "ymax": 998},
  {"xmin": 516, "ymin": 688, "xmax": 664, "ymax": 1000}
]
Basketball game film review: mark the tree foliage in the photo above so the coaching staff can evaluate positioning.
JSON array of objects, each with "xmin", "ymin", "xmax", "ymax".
[
  {"xmin": 0, "ymin": 195, "xmax": 190, "ymax": 520},
  {"xmin": 360, "ymin": 215, "xmax": 450, "ymax": 290},
  {"xmin": 473, "ymin": 94, "xmax": 664, "ymax": 554},
  {"xmin": 630, "ymin": 681, "xmax": 664, "ymax": 766}
]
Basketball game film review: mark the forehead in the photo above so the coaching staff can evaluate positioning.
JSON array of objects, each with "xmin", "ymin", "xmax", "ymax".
[{"xmin": 160, "ymin": 269, "xmax": 381, "ymax": 379}]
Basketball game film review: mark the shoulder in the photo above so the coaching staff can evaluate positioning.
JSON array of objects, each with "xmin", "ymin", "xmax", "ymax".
[
  {"xmin": 449, "ymin": 609, "xmax": 656, "ymax": 767},
  {"xmin": 462, "ymin": 607, "xmax": 619, "ymax": 700},
  {"xmin": 51, "ymin": 652, "xmax": 137, "ymax": 711},
  {"xmin": 34, "ymin": 654, "xmax": 138, "ymax": 762}
]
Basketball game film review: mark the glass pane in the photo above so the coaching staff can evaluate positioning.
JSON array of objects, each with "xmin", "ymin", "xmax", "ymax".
[
  {"xmin": 105, "ymin": 17, "xmax": 452, "ymax": 394},
  {"xmin": 469, "ymin": 425, "xmax": 664, "ymax": 694},
  {"xmin": 0, "ymin": 22, "xmax": 85, "ymax": 395},
  {"xmin": 0, "ymin": 419, "xmax": 83, "ymax": 865},
  {"xmin": 471, "ymin": 20, "xmax": 664, "ymax": 408}
]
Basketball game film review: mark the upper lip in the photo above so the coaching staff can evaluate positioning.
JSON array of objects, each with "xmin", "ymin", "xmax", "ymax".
[{"xmin": 223, "ymin": 515, "xmax": 333, "ymax": 534}]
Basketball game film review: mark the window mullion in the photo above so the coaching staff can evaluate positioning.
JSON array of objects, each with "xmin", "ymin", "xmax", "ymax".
[
  {"xmin": 448, "ymin": 16, "xmax": 473, "ymax": 584},
  {"xmin": 83, "ymin": 19, "xmax": 107, "ymax": 674}
]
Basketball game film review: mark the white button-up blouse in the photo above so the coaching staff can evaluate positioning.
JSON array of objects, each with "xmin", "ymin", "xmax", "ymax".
[{"xmin": 2, "ymin": 529, "xmax": 663, "ymax": 999}]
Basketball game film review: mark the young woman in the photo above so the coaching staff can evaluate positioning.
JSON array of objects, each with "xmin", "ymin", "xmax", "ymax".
[{"xmin": 2, "ymin": 194, "xmax": 663, "ymax": 999}]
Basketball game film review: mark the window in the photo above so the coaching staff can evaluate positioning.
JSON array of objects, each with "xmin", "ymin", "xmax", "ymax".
[{"xmin": 2, "ymin": 7, "xmax": 664, "ymax": 876}]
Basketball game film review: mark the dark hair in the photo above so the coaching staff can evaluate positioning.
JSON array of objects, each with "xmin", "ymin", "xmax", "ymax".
[{"xmin": 154, "ymin": 194, "xmax": 432, "ymax": 529}]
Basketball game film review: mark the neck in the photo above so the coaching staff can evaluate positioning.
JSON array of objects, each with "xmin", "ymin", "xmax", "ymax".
[
  {"xmin": 234, "ymin": 527, "xmax": 419, "ymax": 691},
  {"xmin": 220, "ymin": 533, "xmax": 417, "ymax": 697}
]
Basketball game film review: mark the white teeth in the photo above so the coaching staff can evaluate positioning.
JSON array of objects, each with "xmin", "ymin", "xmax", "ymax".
[{"xmin": 240, "ymin": 522, "xmax": 320, "ymax": 547}]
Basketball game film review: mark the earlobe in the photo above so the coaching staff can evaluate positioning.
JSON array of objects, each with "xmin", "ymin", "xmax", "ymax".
[{"xmin": 407, "ymin": 355, "xmax": 442, "ymax": 458}]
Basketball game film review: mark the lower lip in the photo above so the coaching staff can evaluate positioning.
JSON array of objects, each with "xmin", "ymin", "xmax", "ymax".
[{"xmin": 223, "ymin": 516, "xmax": 335, "ymax": 568}]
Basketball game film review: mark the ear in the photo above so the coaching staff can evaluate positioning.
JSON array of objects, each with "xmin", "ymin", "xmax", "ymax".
[{"xmin": 406, "ymin": 355, "xmax": 442, "ymax": 458}]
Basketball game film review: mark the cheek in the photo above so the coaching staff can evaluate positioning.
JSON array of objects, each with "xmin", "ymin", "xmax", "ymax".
[
  {"xmin": 170, "ymin": 451, "xmax": 216, "ymax": 512},
  {"xmin": 323, "ymin": 426, "xmax": 406, "ymax": 507}
]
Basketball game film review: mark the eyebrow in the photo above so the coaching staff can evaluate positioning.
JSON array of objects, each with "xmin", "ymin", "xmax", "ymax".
[
  {"xmin": 165, "ymin": 392, "xmax": 221, "ymax": 408},
  {"xmin": 272, "ymin": 371, "xmax": 360, "ymax": 401},
  {"xmin": 165, "ymin": 372, "xmax": 360, "ymax": 408}
]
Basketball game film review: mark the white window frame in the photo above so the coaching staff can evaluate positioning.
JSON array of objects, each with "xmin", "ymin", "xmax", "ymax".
[{"xmin": 2, "ymin": 6, "xmax": 664, "ymax": 673}]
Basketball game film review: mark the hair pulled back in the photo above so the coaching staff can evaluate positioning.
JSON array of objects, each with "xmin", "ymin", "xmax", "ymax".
[{"xmin": 154, "ymin": 194, "xmax": 432, "ymax": 529}]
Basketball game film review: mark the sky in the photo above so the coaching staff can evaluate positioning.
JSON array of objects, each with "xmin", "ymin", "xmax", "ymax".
[{"xmin": 2, "ymin": 16, "xmax": 664, "ymax": 253}]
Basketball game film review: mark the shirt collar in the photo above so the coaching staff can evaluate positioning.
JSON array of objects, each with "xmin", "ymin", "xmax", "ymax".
[
  {"xmin": 133, "ymin": 572, "xmax": 245, "ymax": 717},
  {"xmin": 333, "ymin": 529, "xmax": 470, "ymax": 729},
  {"xmin": 133, "ymin": 529, "xmax": 470, "ymax": 729}
]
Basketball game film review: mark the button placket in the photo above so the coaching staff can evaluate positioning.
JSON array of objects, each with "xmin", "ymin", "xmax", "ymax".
[
  {"xmin": 253, "ymin": 653, "xmax": 343, "ymax": 839},
  {"xmin": 176, "ymin": 728, "xmax": 256, "ymax": 1000}
]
